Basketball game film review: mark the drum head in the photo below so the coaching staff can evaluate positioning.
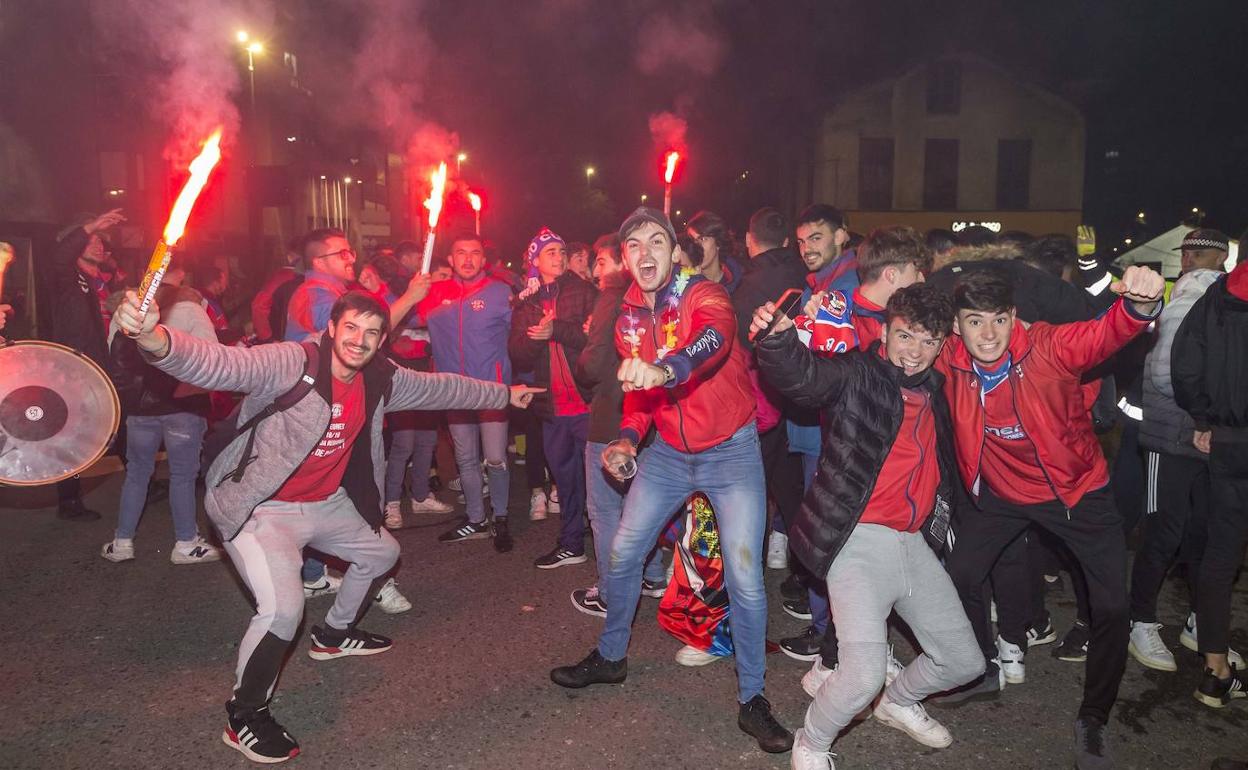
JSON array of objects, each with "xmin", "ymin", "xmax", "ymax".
[{"xmin": 0, "ymin": 341, "xmax": 120, "ymax": 486}]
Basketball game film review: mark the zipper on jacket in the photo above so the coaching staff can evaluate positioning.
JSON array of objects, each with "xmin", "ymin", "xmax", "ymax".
[
  {"xmin": 1007, "ymin": 369, "xmax": 1066, "ymax": 510},
  {"xmin": 903, "ymin": 391, "xmax": 931, "ymax": 531}
]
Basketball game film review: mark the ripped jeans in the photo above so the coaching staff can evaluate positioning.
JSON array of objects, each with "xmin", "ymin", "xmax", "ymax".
[
  {"xmin": 115, "ymin": 412, "xmax": 207, "ymax": 542},
  {"xmin": 597, "ymin": 422, "xmax": 768, "ymax": 702}
]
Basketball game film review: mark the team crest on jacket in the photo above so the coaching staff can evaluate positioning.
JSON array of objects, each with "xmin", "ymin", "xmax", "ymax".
[{"xmin": 470, "ymin": 299, "xmax": 486, "ymax": 312}]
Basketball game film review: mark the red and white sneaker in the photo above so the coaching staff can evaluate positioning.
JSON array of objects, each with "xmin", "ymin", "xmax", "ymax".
[{"xmin": 307, "ymin": 625, "xmax": 393, "ymax": 661}]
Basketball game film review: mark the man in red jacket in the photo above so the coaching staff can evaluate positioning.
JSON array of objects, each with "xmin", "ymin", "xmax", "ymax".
[
  {"xmin": 549, "ymin": 207, "xmax": 792, "ymax": 754},
  {"xmin": 934, "ymin": 266, "xmax": 1164, "ymax": 770}
]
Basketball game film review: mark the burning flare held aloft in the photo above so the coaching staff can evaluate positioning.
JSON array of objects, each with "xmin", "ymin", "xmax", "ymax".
[
  {"xmin": 135, "ymin": 129, "xmax": 224, "ymax": 319},
  {"xmin": 420, "ymin": 161, "xmax": 448, "ymax": 273},
  {"xmin": 663, "ymin": 150, "xmax": 681, "ymax": 217}
]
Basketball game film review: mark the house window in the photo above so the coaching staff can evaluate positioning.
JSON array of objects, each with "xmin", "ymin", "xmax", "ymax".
[
  {"xmin": 923, "ymin": 139, "xmax": 959, "ymax": 210},
  {"xmin": 858, "ymin": 137, "xmax": 894, "ymax": 210},
  {"xmin": 926, "ymin": 60, "xmax": 962, "ymax": 115},
  {"xmin": 996, "ymin": 139, "xmax": 1032, "ymax": 209}
]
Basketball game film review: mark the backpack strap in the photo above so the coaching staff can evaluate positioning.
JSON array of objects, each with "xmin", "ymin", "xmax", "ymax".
[{"xmin": 225, "ymin": 341, "xmax": 321, "ymax": 484}]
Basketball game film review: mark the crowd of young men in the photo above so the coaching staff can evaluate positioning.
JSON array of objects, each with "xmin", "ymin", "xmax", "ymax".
[{"xmin": 74, "ymin": 198, "xmax": 1246, "ymax": 770}]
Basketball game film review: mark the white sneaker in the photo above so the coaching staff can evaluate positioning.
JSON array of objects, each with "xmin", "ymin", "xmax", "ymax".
[
  {"xmin": 996, "ymin": 635, "xmax": 1025, "ymax": 684},
  {"xmin": 530, "ymin": 488, "xmax": 548, "ymax": 521},
  {"xmin": 790, "ymin": 728, "xmax": 837, "ymax": 770},
  {"xmin": 548, "ymin": 486, "xmax": 560, "ymax": 514},
  {"xmin": 1180, "ymin": 613, "xmax": 1245, "ymax": 668},
  {"xmin": 1129, "ymin": 621, "xmax": 1176, "ymax": 672},
  {"xmin": 802, "ymin": 657, "xmax": 835, "ymax": 698},
  {"xmin": 101, "ymin": 537, "xmax": 135, "ymax": 563},
  {"xmin": 384, "ymin": 501, "xmax": 404, "ymax": 530},
  {"xmin": 872, "ymin": 693, "xmax": 953, "ymax": 748},
  {"xmin": 374, "ymin": 578, "xmax": 412, "ymax": 614},
  {"xmin": 675, "ymin": 644, "xmax": 723, "ymax": 667},
  {"xmin": 409, "ymin": 495, "xmax": 452, "ymax": 514},
  {"xmin": 767, "ymin": 531, "xmax": 789, "ymax": 569},
  {"xmin": 303, "ymin": 574, "xmax": 342, "ymax": 598},
  {"xmin": 171, "ymin": 536, "xmax": 222, "ymax": 565}
]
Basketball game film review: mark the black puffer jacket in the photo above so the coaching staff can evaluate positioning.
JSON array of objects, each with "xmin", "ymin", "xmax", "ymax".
[
  {"xmin": 508, "ymin": 271, "xmax": 597, "ymax": 420},
  {"xmin": 757, "ymin": 328, "xmax": 959, "ymax": 578},
  {"xmin": 1173, "ymin": 271, "xmax": 1248, "ymax": 436}
]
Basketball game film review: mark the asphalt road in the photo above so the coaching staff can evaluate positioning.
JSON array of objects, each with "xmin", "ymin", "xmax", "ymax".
[{"xmin": 1, "ymin": 468, "xmax": 1245, "ymax": 769}]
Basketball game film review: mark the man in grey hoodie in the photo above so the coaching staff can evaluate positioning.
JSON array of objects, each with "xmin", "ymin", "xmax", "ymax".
[{"xmin": 114, "ymin": 288, "xmax": 540, "ymax": 765}]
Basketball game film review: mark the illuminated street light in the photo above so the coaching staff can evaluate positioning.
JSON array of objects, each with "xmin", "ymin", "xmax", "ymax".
[
  {"xmin": 640, "ymin": 193, "xmax": 648, "ymax": 203},
  {"xmin": 343, "ymin": 176, "xmax": 353, "ymax": 184},
  {"xmin": 286, "ymin": 136, "xmax": 297, "ymax": 142},
  {"xmin": 456, "ymin": 152, "xmax": 467, "ymax": 175},
  {"xmin": 236, "ymin": 32, "xmax": 264, "ymax": 108},
  {"xmin": 585, "ymin": 166, "xmax": 595, "ymax": 187},
  {"xmin": 1124, "ymin": 238, "xmax": 1133, "ymax": 245}
]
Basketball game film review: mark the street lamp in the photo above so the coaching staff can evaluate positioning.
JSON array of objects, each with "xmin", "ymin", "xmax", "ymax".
[
  {"xmin": 456, "ymin": 152, "xmax": 467, "ymax": 175},
  {"xmin": 640, "ymin": 193, "xmax": 648, "ymax": 204},
  {"xmin": 585, "ymin": 166, "xmax": 595, "ymax": 187},
  {"xmin": 236, "ymin": 32, "xmax": 264, "ymax": 108}
]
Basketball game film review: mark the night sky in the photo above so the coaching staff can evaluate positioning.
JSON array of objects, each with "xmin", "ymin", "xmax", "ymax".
[{"xmin": 4, "ymin": 0, "xmax": 1246, "ymax": 260}]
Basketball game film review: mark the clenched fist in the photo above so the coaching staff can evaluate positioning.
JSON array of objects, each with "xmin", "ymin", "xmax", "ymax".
[{"xmin": 1110, "ymin": 265, "xmax": 1166, "ymax": 315}]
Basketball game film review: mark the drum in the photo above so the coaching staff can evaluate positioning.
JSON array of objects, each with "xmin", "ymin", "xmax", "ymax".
[{"xmin": 0, "ymin": 340, "xmax": 120, "ymax": 486}]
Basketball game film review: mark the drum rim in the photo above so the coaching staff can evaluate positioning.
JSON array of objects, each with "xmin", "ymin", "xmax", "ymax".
[{"xmin": 0, "ymin": 339, "xmax": 121, "ymax": 487}]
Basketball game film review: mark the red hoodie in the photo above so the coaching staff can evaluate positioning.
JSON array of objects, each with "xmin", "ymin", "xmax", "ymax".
[{"xmin": 938, "ymin": 298, "xmax": 1157, "ymax": 508}]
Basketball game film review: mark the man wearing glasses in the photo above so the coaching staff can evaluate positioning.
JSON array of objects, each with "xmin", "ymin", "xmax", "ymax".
[{"xmin": 285, "ymin": 229, "xmax": 428, "ymax": 604}]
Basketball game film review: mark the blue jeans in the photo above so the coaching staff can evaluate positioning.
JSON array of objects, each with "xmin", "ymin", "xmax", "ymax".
[
  {"xmin": 384, "ymin": 425, "xmax": 438, "ymax": 502},
  {"xmin": 800, "ymin": 452, "xmax": 831, "ymax": 634},
  {"xmin": 599, "ymin": 422, "xmax": 768, "ymax": 702},
  {"xmin": 447, "ymin": 411, "xmax": 510, "ymax": 523},
  {"xmin": 116, "ymin": 413, "xmax": 206, "ymax": 542},
  {"xmin": 543, "ymin": 414, "xmax": 590, "ymax": 552},
  {"xmin": 585, "ymin": 441, "xmax": 664, "ymax": 589}
]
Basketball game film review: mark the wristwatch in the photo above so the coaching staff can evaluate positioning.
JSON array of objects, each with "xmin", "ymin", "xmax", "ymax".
[{"xmin": 661, "ymin": 363, "xmax": 676, "ymax": 385}]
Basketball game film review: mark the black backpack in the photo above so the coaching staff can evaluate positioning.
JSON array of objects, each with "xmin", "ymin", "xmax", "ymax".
[
  {"xmin": 203, "ymin": 341, "xmax": 319, "ymax": 484},
  {"xmin": 268, "ymin": 272, "xmax": 305, "ymax": 343}
]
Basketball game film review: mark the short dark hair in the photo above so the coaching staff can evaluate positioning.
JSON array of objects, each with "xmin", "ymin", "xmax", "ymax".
[
  {"xmin": 687, "ymin": 210, "xmax": 735, "ymax": 260},
  {"xmin": 956, "ymin": 225, "xmax": 996, "ymax": 248},
  {"xmin": 886, "ymin": 283, "xmax": 954, "ymax": 337},
  {"xmin": 329, "ymin": 290, "xmax": 390, "ymax": 338},
  {"xmin": 194, "ymin": 265, "xmax": 225, "ymax": 289},
  {"xmin": 567, "ymin": 241, "xmax": 591, "ymax": 257},
  {"xmin": 592, "ymin": 233, "xmax": 621, "ymax": 263},
  {"xmin": 857, "ymin": 226, "xmax": 931, "ymax": 283},
  {"xmin": 953, "ymin": 269, "xmax": 1014, "ymax": 314},
  {"xmin": 394, "ymin": 240, "xmax": 422, "ymax": 260},
  {"xmin": 795, "ymin": 204, "xmax": 847, "ymax": 232},
  {"xmin": 676, "ymin": 233, "xmax": 706, "ymax": 267},
  {"xmin": 447, "ymin": 232, "xmax": 484, "ymax": 253},
  {"xmin": 925, "ymin": 228, "xmax": 957, "ymax": 255},
  {"xmin": 1023, "ymin": 234, "xmax": 1077, "ymax": 278},
  {"xmin": 748, "ymin": 207, "xmax": 789, "ymax": 250},
  {"xmin": 304, "ymin": 228, "xmax": 347, "ymax": 263},
  {"xmin": 998, "ymin": 230, "xmax": 1034, "ymax": 248}
]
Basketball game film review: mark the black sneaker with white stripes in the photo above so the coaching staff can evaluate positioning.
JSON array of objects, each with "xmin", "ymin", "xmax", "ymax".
[
  {"xmin": 1195, "ymin": 664, "xmax": 1247, "ymax": 709},
  {"xmin": 222, "ymin": 701, "xmax": 300, "ymax": 764},
  {"xmin": 438, "ymin": 520, "xmax": 491, "ymax": 543},
  {"xmin": 307, "ymin": 625, "xmax": 393, "ymax": 661},
  {"xmin": 1026, "ymin": 613, "xmax": 1058, "ymax": 647},
  {"xmin": 534, "ymin": 546, "xmax": 588, "ymax": 569}
]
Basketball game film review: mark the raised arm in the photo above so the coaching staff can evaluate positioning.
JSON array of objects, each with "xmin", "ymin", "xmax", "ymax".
[
  {"xmin": 755, "ymin": 325, "xmax": 854, "ymax": 410},
  {"xmin": 387, "ymin": 370, "xmax": 509, "ymax": 413}
]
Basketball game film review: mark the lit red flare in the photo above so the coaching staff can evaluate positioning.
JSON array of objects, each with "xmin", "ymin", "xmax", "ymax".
[
  {"xmin": 164, "ymin": 129, "xmax": 223, "ymax": 246},
  {"xmin": 664, "ymin": 151, "xmax": 680, "ymax": 185},
  {"xmin": 424, "ymin": 162, "xmax": 448, "ymax": 228},
  {"xmin": 467, "ymin": 191, "xmax": 482, "ymax": 212}
]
